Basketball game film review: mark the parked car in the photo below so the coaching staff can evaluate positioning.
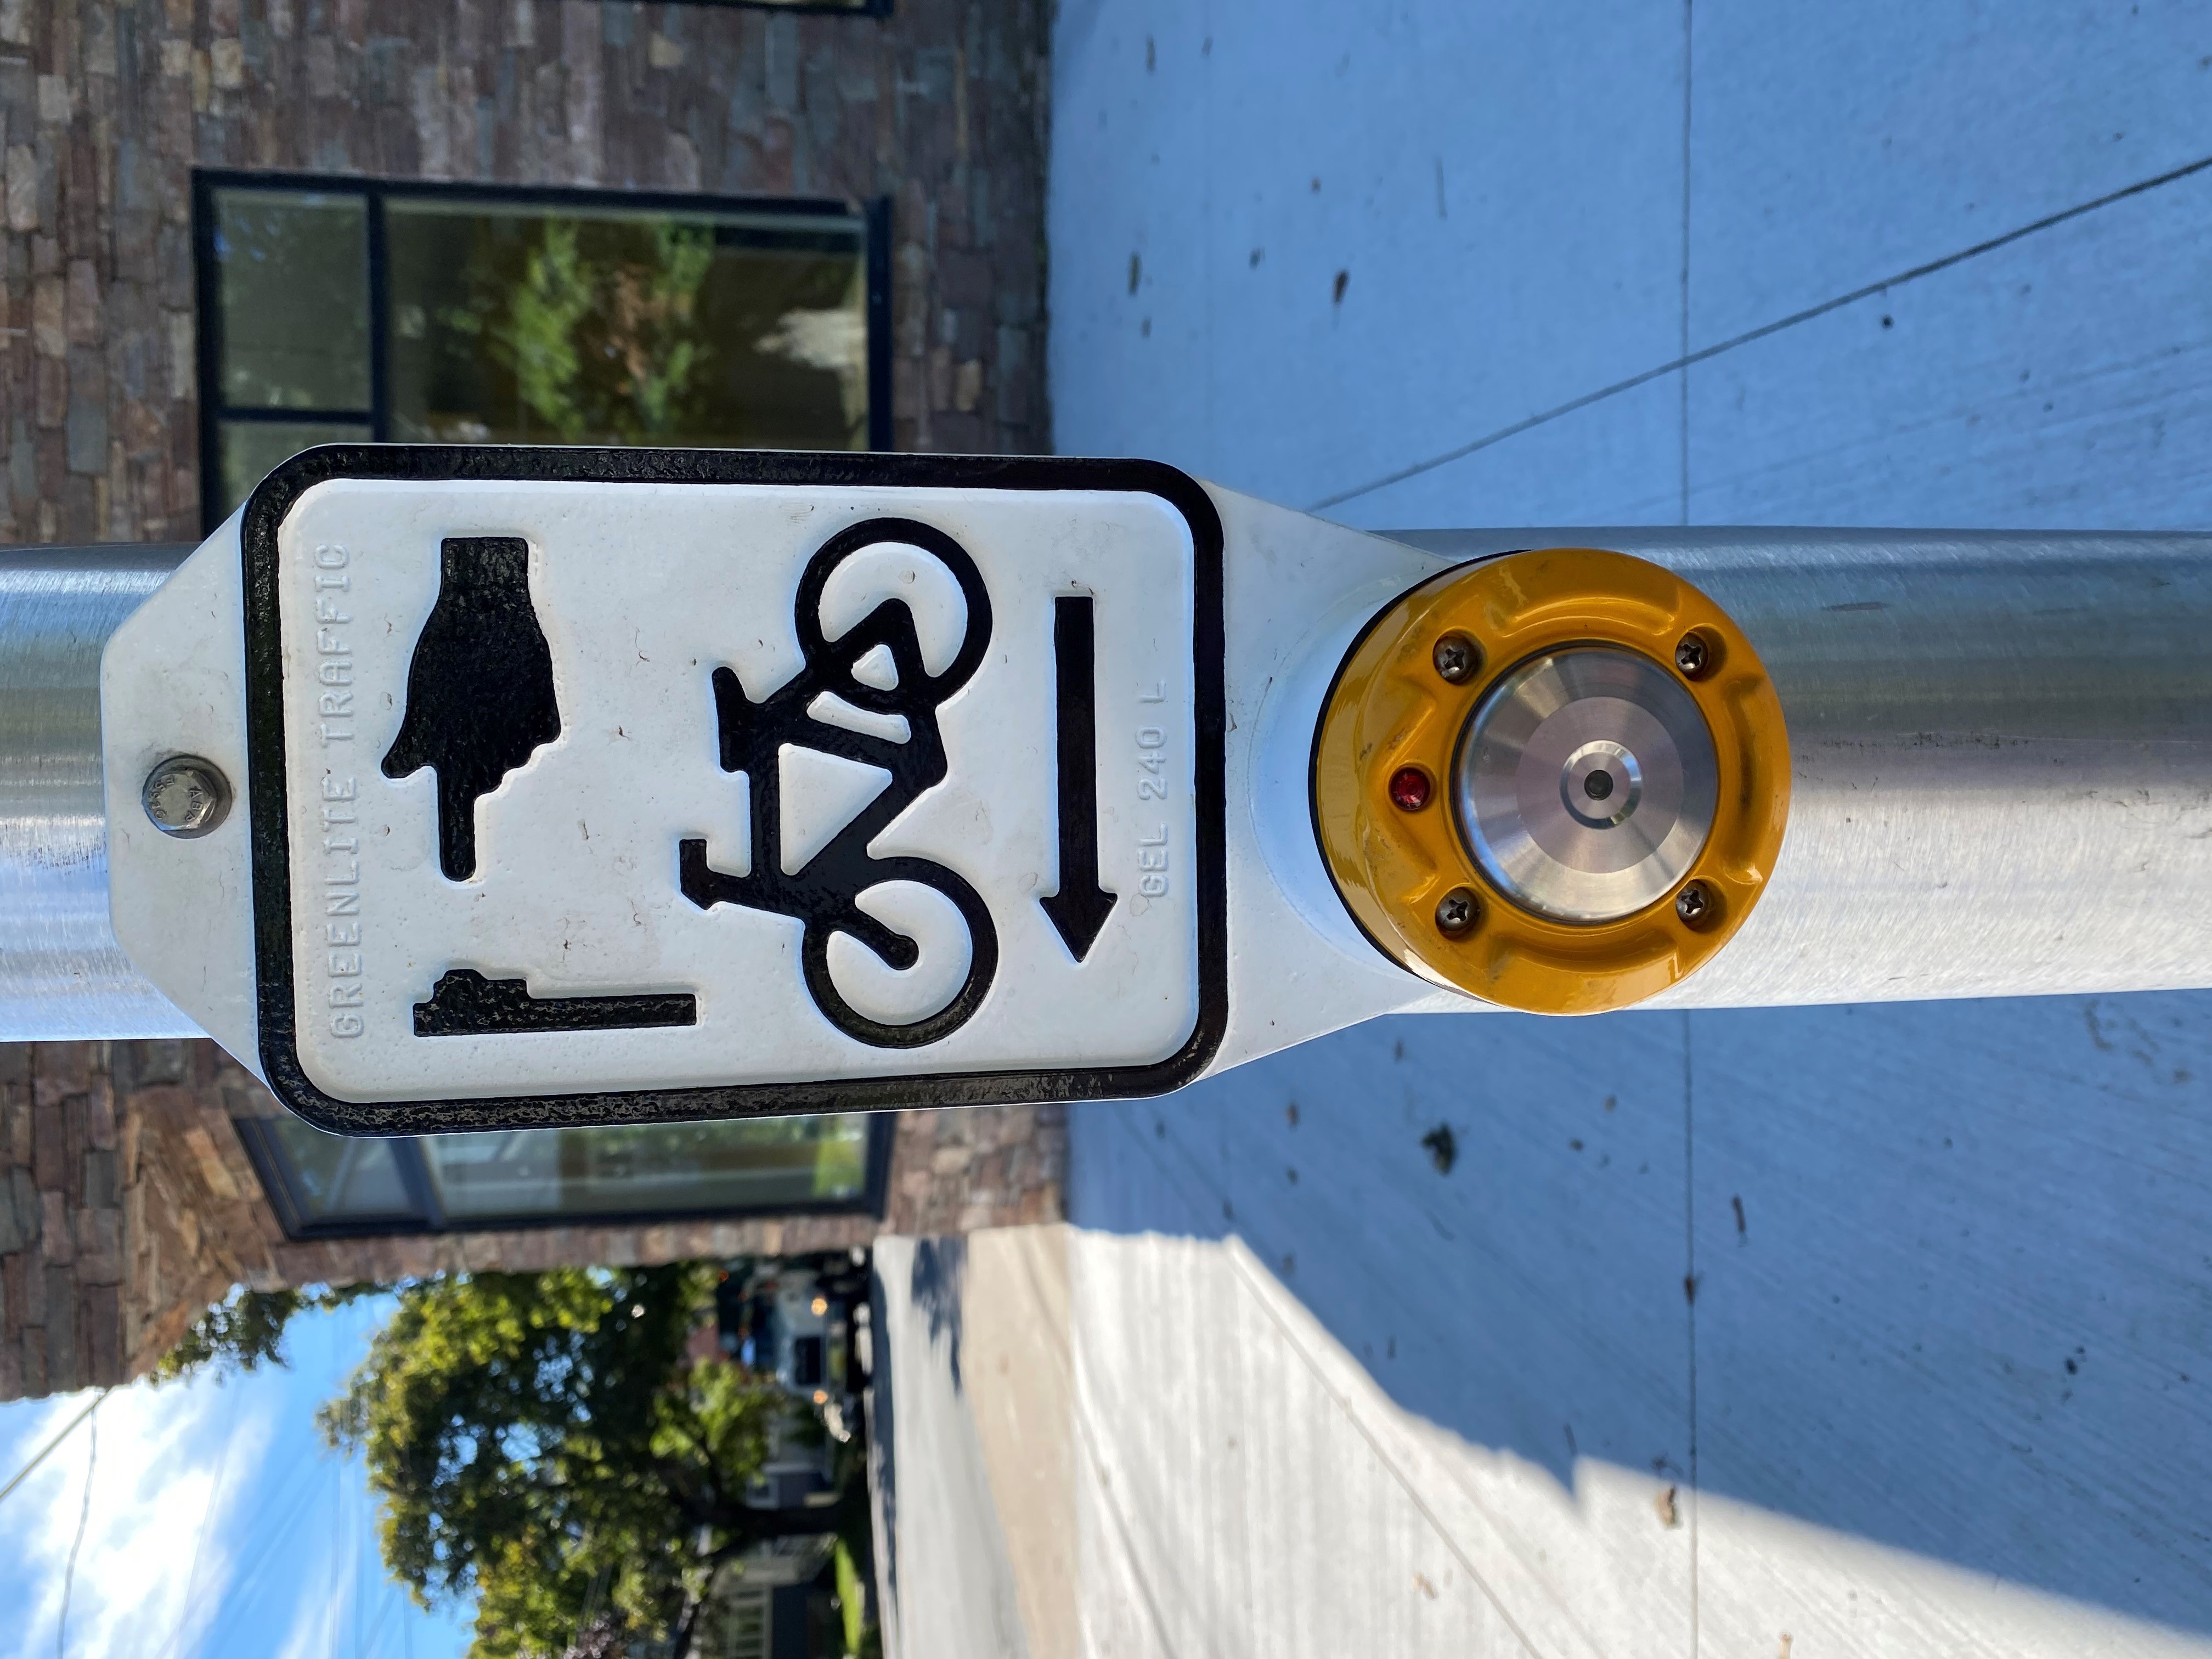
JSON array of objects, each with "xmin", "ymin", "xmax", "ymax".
[{"xmin": 715, "ymin": 1250, "xmax": 871, "ymax": 1510}]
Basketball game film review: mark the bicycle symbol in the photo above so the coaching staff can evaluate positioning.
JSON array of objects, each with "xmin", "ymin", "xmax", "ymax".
[{"xmin": 679, "ymin": 518, "xmax": 1000, "ymax": 1048}]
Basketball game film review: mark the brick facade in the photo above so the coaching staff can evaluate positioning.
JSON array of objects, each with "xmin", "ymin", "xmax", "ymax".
[
  {"xmin": 0, "ymin": 0, "xmax": 1049, "ymax": 542},
  {"xmin": 0, "ymin": 0, "xmax": 1062, "ymax": 1401},
  {"xmin": 1, "ymin": 1038, "xmax": 1066, "ymax": 1399}
]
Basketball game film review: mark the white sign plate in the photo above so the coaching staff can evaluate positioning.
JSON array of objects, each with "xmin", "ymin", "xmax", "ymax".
[{"xmin": 241, "ymin": 449, "xmax": 1226, "ymax": 1131}]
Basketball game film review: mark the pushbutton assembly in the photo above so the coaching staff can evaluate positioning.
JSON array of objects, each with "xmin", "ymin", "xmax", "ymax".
[
  {"xmin": 1310, "ymin": 548, "xmax": 1789, "ymax": 1015},
  {"xmin": 86, "ymin": 458, "xmax": 2205, "ymax": 1107}
]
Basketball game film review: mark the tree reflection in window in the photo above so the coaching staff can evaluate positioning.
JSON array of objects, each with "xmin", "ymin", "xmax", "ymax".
[{"xmin": 195, "ymin": 176, "xmax": 879, "ymax": 524}]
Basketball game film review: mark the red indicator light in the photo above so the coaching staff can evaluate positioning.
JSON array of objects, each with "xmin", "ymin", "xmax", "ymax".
[{"xmin": 1388, "ymin": 766, "xmax": 1432, "ymax": 812}]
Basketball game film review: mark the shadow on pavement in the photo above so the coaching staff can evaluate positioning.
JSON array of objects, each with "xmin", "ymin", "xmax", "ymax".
[{"xmin": 1068, "ymin": 993, "xmax": 2212, "ymax": 1637}]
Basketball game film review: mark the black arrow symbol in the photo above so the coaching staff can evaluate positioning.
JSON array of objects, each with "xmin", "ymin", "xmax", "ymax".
[{"xmin": 1040, "ymin": 595, "xmax": 1117, "ymax": 961}]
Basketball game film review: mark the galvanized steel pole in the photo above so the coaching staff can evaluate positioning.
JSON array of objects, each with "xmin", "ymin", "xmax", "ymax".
[
  {"xmin": 10, "ymin": 529, "xmax": 2212, "ymax": 1041},
  {"xmin": 0, "ymin": 544, "xmax": 199, "ymax": 1041}
]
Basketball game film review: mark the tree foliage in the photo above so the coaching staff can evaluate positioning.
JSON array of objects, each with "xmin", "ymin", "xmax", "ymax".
[
  {"xmin": 317, "ymin": 1263, "xmax": 820, "ymax": 1659},
  {"xmin": 155, "ymin": 1282, "xmax": 381, "ymax": 1383},
  {"xmin": 441, "ymin": 218, "xmax": 716, "ymax": 445}
]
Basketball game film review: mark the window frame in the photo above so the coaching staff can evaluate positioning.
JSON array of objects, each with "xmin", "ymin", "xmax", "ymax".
[
  {"xmin": 233, "ymin": 1111, "xmax": 895, "ymax": 1240},
  {"xmin": 191, "ymin": 169, "xmax": 894, "ymax": 533}
]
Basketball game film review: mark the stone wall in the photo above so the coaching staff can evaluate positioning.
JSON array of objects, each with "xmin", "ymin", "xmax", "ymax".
[
  {"xmin": 0, "ymin": 1043, "xmax": 121, "ymax": 1396},
  {"xmin": 890, "ymin": 1091, "xmax": 1063, "ymax": 1235},
  {"xmin": 1, "ymin": 1037, "xmax": 1068, "ymax": 1398},
  {"xmin": 0, "ymin": 0, "xmax": 1049, "ymax": 543}
]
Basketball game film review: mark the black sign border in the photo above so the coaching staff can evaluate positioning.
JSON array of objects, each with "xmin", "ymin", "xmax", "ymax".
[{"xmin": 242, "ymin": 445, "xmax": 1229, "ymax": 1135}]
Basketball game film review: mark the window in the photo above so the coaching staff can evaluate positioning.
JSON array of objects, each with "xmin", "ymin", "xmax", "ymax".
[
  {"xmin": 193, "ymin": 173, "xmax": 890, "ymax": 528},
  {"xmin": 236, "ymin": 1111, "xmax": 889, "ymax": 1239}
]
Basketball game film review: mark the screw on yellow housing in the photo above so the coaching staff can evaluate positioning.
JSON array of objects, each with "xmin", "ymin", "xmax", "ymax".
[{"xmin": 1309, "ymin": 548, "xmax": 1790, "ymax": 1015}]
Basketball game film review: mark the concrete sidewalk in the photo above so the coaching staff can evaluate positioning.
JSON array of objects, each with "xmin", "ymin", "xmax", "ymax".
[{"xmin": 871, "ymin": 1221, "xmax": 2205, "ymax": 1658}]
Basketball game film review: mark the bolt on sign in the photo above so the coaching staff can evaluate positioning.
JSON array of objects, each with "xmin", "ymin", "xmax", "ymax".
[{"xmin": 122, "ymin": 449, "xmax": 1231, "ymax": 1131}]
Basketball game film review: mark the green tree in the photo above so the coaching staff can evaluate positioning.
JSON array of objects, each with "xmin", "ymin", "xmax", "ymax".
[
  {"xmin": 317, "ymin": 1263, "xmax": 851, "ymax": 1659},
  {"xmin": 498, "ymin": 219, "xmax": 596, "ymax": 441},
  {"xmin": 156, "ymin": 1282, "xmax": 381, "ymax": 1382},
  {"xmin": 441, "ymin": 218, "xmax": 717, "ymax": 445}
]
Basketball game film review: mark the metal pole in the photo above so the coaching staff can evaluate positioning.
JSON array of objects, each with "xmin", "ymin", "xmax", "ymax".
[
  {"xmin": 0, "ymin": 544, "xmax": 200, "ymax": 1041},
  {"xmin": 14, "ymin": 529, "xmax": 2212, "ymax": 1041},
  {"xmin": 1391, "ymin": 528, "xmax": 2212, "ymax": 1007}
]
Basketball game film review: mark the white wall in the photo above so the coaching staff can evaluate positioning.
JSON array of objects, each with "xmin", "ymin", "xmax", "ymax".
[{"xmin": 1046, "ymin": 3, "xmax": 2212, "ymax": 1651}]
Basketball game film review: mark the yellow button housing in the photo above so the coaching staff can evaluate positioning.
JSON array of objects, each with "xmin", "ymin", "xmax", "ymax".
[{"xmin": 1310, "ymin": 548, "xmax": 1789, "ymax": 1015}]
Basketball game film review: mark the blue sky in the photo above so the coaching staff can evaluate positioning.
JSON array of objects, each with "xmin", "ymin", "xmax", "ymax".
[{"xmin": 0, "ymin": 1298, "xmax": 475, "ymax": 1659}]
